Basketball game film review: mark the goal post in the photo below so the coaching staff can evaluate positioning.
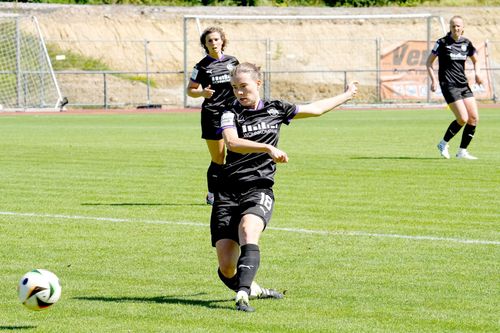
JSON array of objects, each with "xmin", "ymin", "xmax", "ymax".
[
  {"xmin": 0, "ymin": 14, "xmax": 63, "ymax": 111},
  {"xmin": 183, "ymin": 13, "xmax": 446, "ymax": 107}
]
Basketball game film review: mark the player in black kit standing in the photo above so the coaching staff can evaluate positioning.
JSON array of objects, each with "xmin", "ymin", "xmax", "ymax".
[
  {"xmin": 426, "ymin": 15, "xmax": 483, "ymax": 160},
  {"xmin": 211, "ymin": 62, "xmax": 358, "ymax": 312},
  {"xmin": 187, "ymin": 27, "xmax": 239, "ymax": 204}
]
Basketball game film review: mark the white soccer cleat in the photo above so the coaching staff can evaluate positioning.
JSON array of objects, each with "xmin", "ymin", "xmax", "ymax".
[
  {"xmin": 437, "ymin": 141, "xmax": 450, "ymax": 159},
  {"xmin": 456, "ymin": 149, "xmax": 478, "ymax": 160}
]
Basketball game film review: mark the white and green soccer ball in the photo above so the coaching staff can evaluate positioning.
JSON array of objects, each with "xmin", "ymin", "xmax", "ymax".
[{"xmin": 18, "ymin": 269, "xmax": 61, "ymax": 311}]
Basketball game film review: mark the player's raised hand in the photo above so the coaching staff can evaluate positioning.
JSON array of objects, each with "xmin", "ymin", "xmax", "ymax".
[
  {"xmin": 203, "ymin": 85, "xmax": 215, "ymax": 99},
  {"xmin": 346, "ymin": 81, "xmax": 358, "ymax": 98}
]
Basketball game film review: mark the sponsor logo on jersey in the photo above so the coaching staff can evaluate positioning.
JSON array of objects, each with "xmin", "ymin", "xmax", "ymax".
[
  {"xmin": 461, "ymin": 44, "xmax": 467, "ymax": 52},
  {"xmin": 242, "ymin": 122, "xmax": 278, "ymax": 137},
  {"xmin": 450, "ymin": 53, "xmax": 467, "ymax": 60},
  {"xmin": 267, "ymin": 108, "xmax": 279, "ymax": 116},
  {"xmin": 212, "ymin": 73, "xmax": 231, "ymax": 84}
]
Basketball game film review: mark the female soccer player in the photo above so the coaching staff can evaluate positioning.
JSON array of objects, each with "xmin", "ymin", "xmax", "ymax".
[
  {"xmin": 426, "ymin": 15, "xmax": 483, "ymax": 160},
  {"xmin": 186, "ymin": 27, "xmax": 239, "ymax": 204},
  {"xmin": 212, "ymin": 62, "xmax": 358, "ymax": 312}
]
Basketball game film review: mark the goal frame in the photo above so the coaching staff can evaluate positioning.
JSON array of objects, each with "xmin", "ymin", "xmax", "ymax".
[{"xmin": 0, "ymin": 14, "xmax": 63, "ymax": 112}]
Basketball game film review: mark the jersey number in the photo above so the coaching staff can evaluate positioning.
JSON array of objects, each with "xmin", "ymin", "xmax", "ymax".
[{"xmin": 259, "ymin": 193, "xmax": 273, "ymax": 211}]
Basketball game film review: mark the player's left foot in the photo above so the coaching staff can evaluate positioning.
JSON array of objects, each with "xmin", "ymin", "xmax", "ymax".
[
  {"xmin": 235, "ymin": 290, "xmax": 255, "ymax": 312},
  {"xmin": 456, "ymin": 149, "xmax": 478, "ymax": 160}
]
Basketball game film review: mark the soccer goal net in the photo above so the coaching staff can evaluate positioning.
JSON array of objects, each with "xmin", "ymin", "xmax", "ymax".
[
  {"xmin": 183, "ymin": 13, "xmax": 446, "ymax": 107},
  {"xmin": 0, "ymin": 14, "xmax": 63, "ymax": 111}
]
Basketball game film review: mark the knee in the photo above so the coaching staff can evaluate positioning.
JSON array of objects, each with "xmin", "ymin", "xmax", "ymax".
[
  {"xmin": 468, "ymin": 114, "xmax": 478, "ymax": 126},
  {"xmin": 456, "ymin": 115, "xmax": 468, "ymax": 126},
  {"xmin": 239, "ymin": 223, "xmax": 257, "ymax": 244}
]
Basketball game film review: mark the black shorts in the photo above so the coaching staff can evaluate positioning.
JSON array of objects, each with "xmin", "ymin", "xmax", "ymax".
[
  {"xmin": 440, "ymin": 83, "xmax": 474, "ymax": 104},
  {"xmin": 210, "ymin": 187, "xmax": 275, "ymax": 247},
  {"xmin": 201, "ymin": 108, "xmax": 222, "ymax": 140}
]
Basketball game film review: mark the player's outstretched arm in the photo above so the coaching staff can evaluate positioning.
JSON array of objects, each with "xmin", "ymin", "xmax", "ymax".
[
  {"xmin": 294, "ymin": 81, "xmax": 358, "ymax": 119},
  {"xmin": 222, "ymin": 127, "xmax": 288, "ymax": 163}
]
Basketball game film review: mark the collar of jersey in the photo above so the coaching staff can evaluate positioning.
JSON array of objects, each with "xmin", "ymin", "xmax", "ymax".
[
  {"xmin": 240, "ymin": 99, "xmax": 264, "ymax": 111},
  {"xmin": 207, "ymin": 53, "xmax": 225, "ymax": 62},
  {"xmin": 446, "ymin": 32, "xmax": 463, "ymax": 43}
]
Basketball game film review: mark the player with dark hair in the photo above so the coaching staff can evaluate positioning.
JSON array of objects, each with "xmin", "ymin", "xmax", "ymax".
[
  {"xmin": 187, "ymin": 26, "xmax": 239, "ymax": 204},
  {"xmin": 212, "ymin": 62, "xmax": 358, "ymax": 312},
  {"xmin": 426, "ymin": 15, "xmax": 483, "ymax": 160}
]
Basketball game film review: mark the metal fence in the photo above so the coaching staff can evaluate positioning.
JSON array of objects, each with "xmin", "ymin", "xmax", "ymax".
[{"xmin": 48, "ymin": 38, "xmax": 500, "ymax": 109}]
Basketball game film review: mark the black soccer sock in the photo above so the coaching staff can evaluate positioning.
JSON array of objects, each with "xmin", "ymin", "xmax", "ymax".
[
  {"xmin": 236, "ymin": 244, "xmax": 260, "ymax": 294},
  {"xmin": 443, "ymin": 120, "xmax": 463, "ymax": 142},
  {"xmin": 217, "ymin": 268, "xmax": 238, "ymax": 291},
  {"xmin": 207, "ymin": 161, "xmax": 223, "ymax": 194},
  {"xmin": 459, "ymin": 124, "xmax": 476, "ymax": 149}
]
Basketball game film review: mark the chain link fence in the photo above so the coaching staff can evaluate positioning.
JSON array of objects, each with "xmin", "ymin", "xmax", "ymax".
[{"xmin": 48, "ymin": 38, "xmax": 500, "ymax": 109}]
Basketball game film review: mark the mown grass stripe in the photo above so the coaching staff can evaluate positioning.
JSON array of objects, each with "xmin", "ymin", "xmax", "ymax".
[{"xmin": 1, "ymin": 210, "xmax": 498, "ymax": 246}]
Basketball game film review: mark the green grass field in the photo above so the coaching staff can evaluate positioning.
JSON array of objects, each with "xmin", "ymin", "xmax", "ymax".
[{"xmin": 0, "ymin": 108, "xmax": 498, "ymax": 332}]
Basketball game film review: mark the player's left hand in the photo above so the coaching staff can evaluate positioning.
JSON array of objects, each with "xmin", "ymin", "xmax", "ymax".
[{"xmin": 268, "ymin": 146, "xmax": 288, "ymax": 163}]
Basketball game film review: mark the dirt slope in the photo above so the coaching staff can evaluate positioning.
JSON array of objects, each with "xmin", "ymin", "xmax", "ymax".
[{"xmin": 1, "ymin": 3, "xmax": 499, "ymax": 107}]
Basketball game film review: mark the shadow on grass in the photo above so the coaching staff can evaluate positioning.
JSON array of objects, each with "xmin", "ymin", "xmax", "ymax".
[
  {"xmin": 81, "ymin": 203, "xmax": 206, "ymax": 207},
  {"xmin": 73, "ymin": 293, "xmax": 232, "ymax": 310},
  {"xmin": 351, "ymin": 156, "xmax": 440, "ymax": 160},
  {"xmin": 0, "ymin": 326, "xmax": 37, "ymax": 331}
]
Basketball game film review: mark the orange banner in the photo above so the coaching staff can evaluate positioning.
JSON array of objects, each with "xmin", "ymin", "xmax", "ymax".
[{"xmin": 380, "ymin": 40, "xmax": 492, "ymax": 101}]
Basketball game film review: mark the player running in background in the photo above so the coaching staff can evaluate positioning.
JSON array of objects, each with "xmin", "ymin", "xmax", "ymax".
[
  {"xmin": 186, "ymin": 27, "xmax": 239, "ymax": 204},
  {"xmin": 212, "ymin": 62, "xmax": 358, "ymax": 312},
  {"xmin": 426, "ymin": 15, "xmax": 483, "ymax": 160}
]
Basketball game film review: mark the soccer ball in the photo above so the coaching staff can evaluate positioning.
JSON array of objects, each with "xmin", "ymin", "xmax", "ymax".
[{"xmin": 18, "ymin": 269, "xmax": 61, "ymax": 311}]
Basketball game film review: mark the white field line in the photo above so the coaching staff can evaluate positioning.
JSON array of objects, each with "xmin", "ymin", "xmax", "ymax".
[{"xmin": 1, "ymin": 210, "xmax": 499, "ymax": 246}]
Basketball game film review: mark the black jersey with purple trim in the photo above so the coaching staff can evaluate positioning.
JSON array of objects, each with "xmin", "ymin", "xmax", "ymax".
[
  {"xmin": 431, "ymin": 33, "xmax": 476, "ymax": 86},
  {"xmin": 219, "ymin": 99, "xmax": 298, "ymax": 189},
  {"xmin": 190, "ymin": 54, "xmax": 239, "ymax": 112}
]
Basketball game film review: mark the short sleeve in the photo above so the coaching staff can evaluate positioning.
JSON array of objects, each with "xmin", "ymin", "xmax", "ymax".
[
  {"xmin": 280, "ymin": 101, "xmax": 298, "ymax": 125},
  {"xmin": 218, "ymin": 111, "xmax": 236, "ymax": 134},
  {"xmin": 190, "ymin": 65, "xmax": 200, "ymax": 82},
  {"xmin": 467, "ymin": 41, "xmax": 477, "ymax": 57},
  {"xmin": 431, "ymin": 40, "xmax": 441, "ymax": 55}
]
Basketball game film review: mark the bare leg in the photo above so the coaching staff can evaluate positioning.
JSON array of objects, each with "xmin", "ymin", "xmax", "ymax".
[
  {"xmin": 215, "ymin": 239, "xmax": 240, "ymax": 279},
  {"xmin": 205, "ymin": 139, "xmax": 225, "ymax": 164},
  {"xmin": 205, "ymin": 139, "xmax": 225, "ymax": 203}
]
